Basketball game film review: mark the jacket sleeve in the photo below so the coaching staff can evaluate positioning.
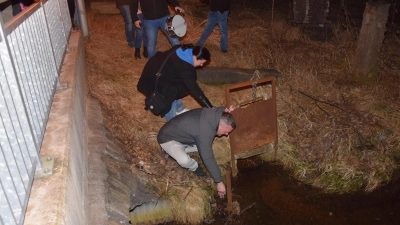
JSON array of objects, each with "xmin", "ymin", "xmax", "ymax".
[
  {"xmin": 196, "ymin": 95, "xmax": 213, "ymax": 108},
  {"xmin": 129, "ymin": 0, "xmax": 139, "ymax": 22},
  {"xmin": 194, "ymin": 135, "xmax": 222, "ymax": 183},
  {"xmin": 179, "ymin": 67, "xmax": 213, "ymax": 108}
]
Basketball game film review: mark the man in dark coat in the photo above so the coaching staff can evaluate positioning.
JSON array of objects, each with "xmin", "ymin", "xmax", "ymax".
[{"xmin": 157, "ymin": 106, "xmax": 235, "ymax": 198}]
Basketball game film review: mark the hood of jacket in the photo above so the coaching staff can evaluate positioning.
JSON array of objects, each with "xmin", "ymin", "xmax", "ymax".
[{"xmin": 176, "ymin": 48, "xmax": 194, "ymax": 66}]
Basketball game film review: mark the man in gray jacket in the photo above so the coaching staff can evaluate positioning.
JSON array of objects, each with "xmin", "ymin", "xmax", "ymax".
[{"xmin": 157, "ymin": 106, "xmax": 235, "ymax": 198}]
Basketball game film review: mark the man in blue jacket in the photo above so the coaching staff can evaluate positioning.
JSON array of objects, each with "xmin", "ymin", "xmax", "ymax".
[
  {"xmin": 130, "ymin": 0, "xmax": 185, "ymax": 58},
  {"xmin": 157, "ymin": 106, "xmax": 235, "ymax": 198}
]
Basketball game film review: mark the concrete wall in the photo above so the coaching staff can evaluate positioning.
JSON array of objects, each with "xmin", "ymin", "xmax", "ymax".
[
  {"xmin": 24, "ymin": 31, "xmax": 88, "ymax": 225},
  {"xmin": 0, "ymin": 0, "xmax": 13, "ymax": 24}
]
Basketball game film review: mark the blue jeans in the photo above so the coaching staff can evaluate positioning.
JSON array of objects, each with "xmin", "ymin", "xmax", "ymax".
[
  {"xmin": 119, "ymin": 5, "xmax": 135, "ymax": 47},
  {"xmin": 119, "ymin": 6, "xmax": 148, "ymax": 48},
  {"xmin": 143, "ymin": 15, "xmax": 180, "ymax": 58},
  {"xmin": 135, "ymin": 14, "xmax": 148, "ymax": 48},
  {"xmin": 12, "ymin": 3, "xmax": 22, "ymax": 16},
  {"xmin": 165, "ymin": 99, "xmax": 184, "ymax": 121},
  {"xmin": 74, "ymin": 0, "xmax": 81, "ymax": 28},
  {"xmin": 197, "ymin": 11, "xmax": 229, "ymax": 51}
]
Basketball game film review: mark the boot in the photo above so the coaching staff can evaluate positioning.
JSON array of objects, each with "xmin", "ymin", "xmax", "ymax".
[
  {"xmin": 135, "ymin": 48, "xmax": 141, "ymax": 59},
  {"xmin": 143, "ymin": 47, "xmax": 148, "ymax": 58}
]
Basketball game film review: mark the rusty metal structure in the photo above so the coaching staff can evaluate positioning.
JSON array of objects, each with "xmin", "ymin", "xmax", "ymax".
[{"xmin": 225, "ymin": 76, "xmax": 278, "ymax": 176}]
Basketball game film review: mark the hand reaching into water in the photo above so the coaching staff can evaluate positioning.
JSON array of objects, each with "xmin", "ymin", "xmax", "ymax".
[{"xmin": 217, "ymin": 182, "xmax": 226, "ymax": 198}]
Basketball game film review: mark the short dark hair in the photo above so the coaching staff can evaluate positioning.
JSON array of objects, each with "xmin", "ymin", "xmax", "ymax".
[
  {"xmin": 220, "ymin": 112, "xmax": 236, "ymax": 129},
  {"xmin": 181, "ymin": 44, "xmax": 211, "ymax": 61}
]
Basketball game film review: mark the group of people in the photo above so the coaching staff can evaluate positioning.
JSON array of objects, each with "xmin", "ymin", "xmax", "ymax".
[
  {"xmin": 117, "ymin": 0, "xmax": 230, "ymax": 58},
  {"xmin": 126, "ymin": 0, "xmax": 235, "ymax": 198}
]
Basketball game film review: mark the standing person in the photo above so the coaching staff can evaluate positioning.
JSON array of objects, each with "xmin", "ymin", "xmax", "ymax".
[
  {"xmin": 196, "ymin": 0, "xmax": 230, "ymax": 53},
  {"xmin": 117, "ymin": 0, "xmax": 148, "ymax": 58},
  {"xmin": 130, "ymin": 0, "xmax": 185, "ymax": 59},
  {"xmin": 134, "ymin": 9, "xmax": 148, "ymax": 58},
  {"xmin": 137, "ymin": 44, "xmax": 213, "ymax": 121},
  {"xmin": 157, "ymin": 106, "xmax": 236, "ymax": 198},
  {"xmin": 67, "ymin": 0, "xmax": 78, "ymax": 30},
  {"xmin": 10, "ymin": 0, "xmax": 22, "ymax": 16},
  {"xmin": 10, "ymin": 0, "xmax": 33, "ymax": 16}
]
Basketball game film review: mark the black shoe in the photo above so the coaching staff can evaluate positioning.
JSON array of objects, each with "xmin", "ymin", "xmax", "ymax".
[
  {"xmin": 135, "ymin": 48, "xmax": 141, "ymax": 59},
  {"xmin": 221, "ymin": 49, "xmax": 228, "ymax": 53},
  {"xmin": 194, "ymin": 167, "xmax": 207, "ymax": 177},
  {"xmin": 143, "ymin": 47, "xmax": 148, "ymax": 58}
]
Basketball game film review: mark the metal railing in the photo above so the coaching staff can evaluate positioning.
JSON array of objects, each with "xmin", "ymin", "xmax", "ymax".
[{"xmin": 0, "ymin": 0, "xmax": 71, "ymax": 224}]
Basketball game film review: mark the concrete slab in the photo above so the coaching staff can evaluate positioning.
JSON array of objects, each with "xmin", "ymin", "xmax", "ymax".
[{"xmin": 197, "ymin": 67, "xmax": 281, "ymax": 84}]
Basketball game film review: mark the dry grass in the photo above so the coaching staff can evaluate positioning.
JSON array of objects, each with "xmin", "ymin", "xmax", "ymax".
[{"xmin": 85, "ymin": 0, "xmax": 400, "ymax": 223}]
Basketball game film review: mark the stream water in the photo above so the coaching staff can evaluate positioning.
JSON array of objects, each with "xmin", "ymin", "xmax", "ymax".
[{"xmin": 206, "ymin": 157, "xmax": 400, "ymax": 225}]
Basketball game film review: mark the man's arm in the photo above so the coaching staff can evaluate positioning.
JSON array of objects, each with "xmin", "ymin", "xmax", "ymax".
[
  {"xmin": 129, "ymin": 0, "xmax": 140, "ymax": 28},
  {"xmin": 179, "ymin": 69, "xmax": 213, "ymax": 108},
  {"xmin": 196, "ymin": 139, "xmax": 226, "ymax": 198},
  {"xmin": 194, "ymin": 136, "xmax": 222, "ymax": 183}
]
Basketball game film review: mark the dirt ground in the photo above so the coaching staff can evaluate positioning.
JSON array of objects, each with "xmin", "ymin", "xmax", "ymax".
[{"xmin": 85, "ymin": 0, "xmax": 400, "ymax": 223}]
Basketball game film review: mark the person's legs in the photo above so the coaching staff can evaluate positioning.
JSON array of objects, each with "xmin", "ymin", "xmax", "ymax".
[
  {"xmin": 159, "ymin": 16, "xmax": 180, "ymax": 46},
  {"xmin": 135, "ymin": 13, "xmax": 148, "ymax": 58},
  {"xmin": 142, "ymin": 22, "xmax": 148, "ymax": 48},
  {"xmin": 217, "ymin": 11, "xmax": 229, "ymax": 52},
  {"xmin": 184, "ymin": 144, "xmax": 198, "ymax": 153},
  {"xmin": 143, "ymin": 19, "xmax": 158, "ymax": 58},
  {"xmin": 118, "ymin": 5, "xmax": 134, "ymax": 47},
  {"xmin": 134, "ymin": 13, "xmax": 145, "ymax": 48},
  {"xmin": 165, "ymin": 99, "xmax": 185, "ymax": 121},
  {"xmin": 196, "ymin": 11, "xmax": 218, "ymax": 46},
  {"xmin": 11, "ymin": 3, "xmax": 22, "ymax": 16},
  {"xmin": 175, "ymin": 99, "xmax": 185, "ymax": 112},
  {"xmin": 161, "ymin": 141, "xmax": 198, "ymax": 171},
  {"xmin": 67, "ymin": 0, "xmax": 75, "ymax": 22},
  {"xmin": 73, "ymin": 0, "xmax": 81, "ymax": 28}
]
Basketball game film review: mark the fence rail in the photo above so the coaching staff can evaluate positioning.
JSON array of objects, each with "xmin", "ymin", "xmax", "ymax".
[{"xmin": 0, "ymin": 0, "xmax": 71, "ymax": 224}]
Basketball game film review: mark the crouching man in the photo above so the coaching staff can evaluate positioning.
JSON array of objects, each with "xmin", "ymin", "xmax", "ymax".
[{"xmin": 157, "ymin": 106, "xmax": 236, "ymax": 198}]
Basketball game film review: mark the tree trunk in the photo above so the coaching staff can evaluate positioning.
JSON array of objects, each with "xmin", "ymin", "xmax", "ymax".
[{"xmin": 352, "ymin": 2, "xmax": 390, "ymax": 82}]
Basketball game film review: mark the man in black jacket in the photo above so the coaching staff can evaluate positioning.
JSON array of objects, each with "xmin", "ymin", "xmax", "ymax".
[
  {"xmin": 158, "ymin": 106, "xmax": 235, "ymax": 198},
  {"xmin": 130, "ymin": 0, "xmax": 185, "ymax": 58}
]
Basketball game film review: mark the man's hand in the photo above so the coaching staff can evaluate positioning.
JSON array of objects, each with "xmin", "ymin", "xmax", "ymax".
[
  {"xmin": 175, "ymin": 6, "xmax": 185, "ymax": 13},
  {"xmin": 217, "ymin": 182, "xmax": 226, "ymax": 198},
  {"xmin": 134, "ymin": 20, "xmax": 141, "ymax": 29},
  {"xmin": 225, "ymin": 105, "xmax": 235, "ymax": 113}
]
